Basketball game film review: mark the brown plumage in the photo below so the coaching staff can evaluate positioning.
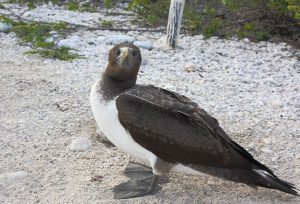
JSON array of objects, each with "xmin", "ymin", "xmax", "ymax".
[
  {"xmin": 91, "ymin": 43, "xmax": 299, "ymax": 198},
  {"xmin": 105, "ymin": 43, "xmax": 141, "ymax": 82}
]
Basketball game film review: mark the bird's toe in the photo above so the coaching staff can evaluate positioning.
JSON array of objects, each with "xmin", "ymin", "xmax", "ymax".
[{"xmin": 113, "ymin": 179, "xmax": 161, "ymax": 199}]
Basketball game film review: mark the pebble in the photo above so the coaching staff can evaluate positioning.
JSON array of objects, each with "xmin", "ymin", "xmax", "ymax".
[
  {"xmin": 261, "ymin": 147, "xmax": 273, "ymax": 154},
  {"xmin": 0, "ymin": 171, "xmax": 30, "ymax": 184},
  {"xmin": 57, "ymin": 35, "xmax": 81, "ymax": 49},
  {"xmin": 0, "ymin": 22, "xmax": 12, "ymax": 32},
  {"xmin": 270, "ymin": 98, "xmax": 283, "ymax": 108},
  {"xmin": 243, "ymin": 38, "xmax": 250, "ymax": 43},
  {"xmin": 133, "ymin": 41, "xmax": 153, "ymax": 50},
  {"xmin": 184, "ymin": 63, "xmax": 194, "ymax": 72},
  {"xmin": 96, "ymin": 36, "xmax": 106, "ymax": 43},
  {"xmin": 49, "ymin": 31, "xmax": 60, "ymax": 38},
  {"xmin": 105, "ymin": 35, "xmax": 135, "ymax": 45},
  {"xmin": 69, "ymin": 138, "xmax": 92, "ymax": 152},
  {"xmin": 45, "ymin": 37, "xmax": 54, "ymax": 43}
]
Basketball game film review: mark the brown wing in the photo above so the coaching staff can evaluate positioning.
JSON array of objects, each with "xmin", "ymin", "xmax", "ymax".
[{"xmin": 116, "ymin": 86, "xmax": 272, "ymax": 170}]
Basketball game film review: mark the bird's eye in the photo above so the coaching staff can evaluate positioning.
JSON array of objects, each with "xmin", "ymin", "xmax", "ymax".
[
  {"xmin": 132, "ymin": 51, "xmax": 138, "ymax": 57},
  {"xmin": 115, "ymin": 49, "xmax": 120, "ymax": 56}
]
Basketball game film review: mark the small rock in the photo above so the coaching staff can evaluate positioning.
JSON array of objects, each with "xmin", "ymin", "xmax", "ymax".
[
  {"xmin": 172, "ymin": 55, "xmax": 182, "ymax": 62},
  {"xmin": 243, "ymin": 38, "xmax": 250, "ymax": 43},
  {"xmin": 96, "ymin": 36, "xmax": 106, "ymax": 43},
  {"xmin": 105, "ymin": 35, "xmax": 135, "ymax": 45},
  {"xmin": 261, "ymin": 147, "xmax": 273, "ymax": 154},
  {"xmin": 133, "ymin": 41, "xmax": 153, "ymax": 50},
  {"xmin": 90, "ymin": 175, "xmax": 103, "ymax": 182},
  {"xmin": 0, "ymin": 171, "xmax": 29, "ymax": 184},
  {"xmin": 45, "ymin": 37, "xmax": 54, "ymax": 43},
  {"xmin": 263, "ymin": 137, "xmax": 271, "ymax": 144},
  {"xmin": 46, "ymin": 31, "xmax": 60, "ymax": 43},
  {"xmin": 69, "ymin": 138, "xmax": 92, "ymax": 152},
  {"xmin": 184, "ymin": 63, "xmax": 194, "ymax": 72},
  {"xmin": 57, "ymin": 35, "xmax": 81, "ymax": 49},
  {"xmin": 271, "ymin": 98, "xmax": 283, "ymax": 108},
  {"xmin": 0, "ymin": 22, "xmax": 12, "ymax": 32},
  {"xmin": 49, "ymin": 31, "xmax": 60, "ymax": 38},
  {"xmin": 55, "ymin": 102, "xmax": 69, "ymax": 111}
]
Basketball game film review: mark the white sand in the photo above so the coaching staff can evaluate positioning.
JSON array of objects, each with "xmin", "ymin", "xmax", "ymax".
[{"xmin": 0, "ymin": 4, "xmax": 299, "ymax": 204}]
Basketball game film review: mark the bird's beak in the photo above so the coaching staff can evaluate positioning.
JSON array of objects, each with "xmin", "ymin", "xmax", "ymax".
[{"xmin": 118, "ymin": 47, "xmax": 130, "ymax": 67}]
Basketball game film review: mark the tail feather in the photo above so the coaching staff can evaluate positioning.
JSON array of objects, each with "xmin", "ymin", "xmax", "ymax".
[{"xmin": 254, "ymin": 169, "xmax": 299, "ymax": 196}]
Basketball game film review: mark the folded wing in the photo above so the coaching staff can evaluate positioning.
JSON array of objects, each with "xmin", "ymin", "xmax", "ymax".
[{"xmin": 116, "ymin": 87, "xmax": 254, "ymax": 169}]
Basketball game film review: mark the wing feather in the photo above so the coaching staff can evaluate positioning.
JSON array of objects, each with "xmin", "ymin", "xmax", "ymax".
[{"xmin": 116, "ymin": 91, "xmax": 254, "ymax": 169}]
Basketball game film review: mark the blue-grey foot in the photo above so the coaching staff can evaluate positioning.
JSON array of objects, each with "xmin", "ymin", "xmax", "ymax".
[
  {"xmin": 113, "ymin": 175, "xmax": 159, "ymax": 199},
  {"xmin": 113, "ymin": 162, "xmax": 167, "ymax": 199}
]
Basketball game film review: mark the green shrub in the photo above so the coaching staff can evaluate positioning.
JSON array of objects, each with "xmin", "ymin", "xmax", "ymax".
[
  {"xmin": 104, "ymin": 0, "xmax": 112, "ymax": 9},
  {"xmin": 64, "ymin": 1, "xmax": 97, "ymax": 12},
  {"xmin": 26, "ymin": 46, "xmax": 79, "ymax": 61},
  {"xmin": 127, "ymin": 0, "xmax": 299, "ymax": 44},
  {"xmin": 128, "ymin": 0, "xmax": 152, "ymax": 16},
  {"xmin": 146, "ymin": 14, "xmax": 159, "ymax": 26},
  {"xmin": 203, "ymin": 18, "xmax": 221, "ymax": 38},
  {"xmin": 101, "ymin": 19, "xmax": 113, "ymax": 27},
  {"xmin": 128, "ymin": 0, "xmax": 170, "ymax": 26},
  {"xmin": 184, "ymin": 5, "xmax": 201, "ymax": 30},
  {"xmin": 286, "ymin": 0, "xmax": 300, "ymax": 20},
  {"xmin": 0, "ymin": 16, "xmax": 80, "ymax": 60},
  {"xmin": 65, "ymin": 1, "xmax": 80, "ymax": 11}
]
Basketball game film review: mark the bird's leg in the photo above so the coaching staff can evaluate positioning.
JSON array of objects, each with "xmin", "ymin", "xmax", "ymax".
[{"xmin": 150, "ymin": 174, "xmax": 159, "ymax": 194}]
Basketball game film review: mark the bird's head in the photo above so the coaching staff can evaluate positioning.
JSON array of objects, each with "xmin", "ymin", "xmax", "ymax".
[{"xmin": 105, "ymin": 43, "xmax": 142, "ymax": 81}]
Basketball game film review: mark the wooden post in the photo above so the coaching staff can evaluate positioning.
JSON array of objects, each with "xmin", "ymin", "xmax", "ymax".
[{"xmin": 166, "ymin": 0, "xmax": 185, "ymax": 48}]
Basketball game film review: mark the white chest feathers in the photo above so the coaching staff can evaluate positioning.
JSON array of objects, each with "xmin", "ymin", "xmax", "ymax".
[{"xmin": 90, "ymin": 80, "xmax": 157, "ymax": 166}]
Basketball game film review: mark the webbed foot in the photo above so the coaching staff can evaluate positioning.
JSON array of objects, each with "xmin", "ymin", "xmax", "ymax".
[
  {"xmin": 113, "ymin": 178, "xmax": 158, "ymax": 199},
  {"xmin": 113, "ymin": 162, "xmax": 168, "ymax": 199}
]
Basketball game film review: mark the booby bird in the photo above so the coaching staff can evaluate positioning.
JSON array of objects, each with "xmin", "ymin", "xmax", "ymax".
[{"xmin": 90, "ymin": 43, "xmax": 299, "ymax": 199}]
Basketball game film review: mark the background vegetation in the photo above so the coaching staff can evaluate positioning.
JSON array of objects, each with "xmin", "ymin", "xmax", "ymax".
[
  {"xmin": 4, "ymin": 1, "xmax": 300, "ymax": 43},
  {"xmin": 128, "ymin": 0, "xmax": 299, "ymax": 45},
  {"xmin": 0, "ymin": 0, "xmax": 299, "ymax": 60}
]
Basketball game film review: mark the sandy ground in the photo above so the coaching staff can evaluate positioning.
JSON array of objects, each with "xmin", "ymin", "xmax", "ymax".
[{"xmin": 0, "ymin": 5, "xmax": 300, "ymax": 203}]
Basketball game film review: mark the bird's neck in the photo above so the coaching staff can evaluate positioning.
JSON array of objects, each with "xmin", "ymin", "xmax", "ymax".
[{"xmin": 99, "ymin": 73, "xmax": 136, "ymax": 101}]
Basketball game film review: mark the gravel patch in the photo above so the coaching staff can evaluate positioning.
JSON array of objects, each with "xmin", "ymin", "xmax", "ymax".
[{"xmin": 0, "ymin": 4, "xmax": 299, "ymax": 204}]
